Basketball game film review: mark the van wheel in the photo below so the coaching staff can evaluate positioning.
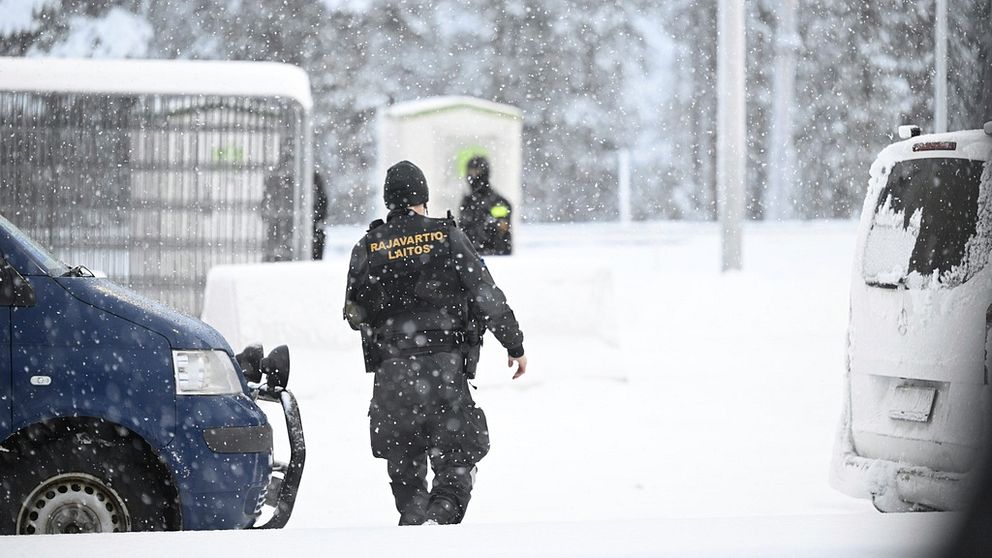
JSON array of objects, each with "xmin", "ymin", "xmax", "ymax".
[
  {"xmin": 0, "ymin": 429, "xmax": 180, "ymax": 534},
  {"xmin": 17, "ymin": 472, "xmax": 130, "ymax": 534}
]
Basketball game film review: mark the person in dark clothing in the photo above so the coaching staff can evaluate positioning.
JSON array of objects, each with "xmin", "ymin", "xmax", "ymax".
[
  {"xmin": 344, "ymin": 160, "xmax": 527, "ymax": 526},
  {"xmin": 261, "ymin": 172, "xmax": 294, "ymax": 262},
  {"xmin": 458, "ymin": 156, "xmax": 513, "ymax": 255},
  {"xmin": 312, "ymin": 171, "xmax": 328, "ymax": 260}
]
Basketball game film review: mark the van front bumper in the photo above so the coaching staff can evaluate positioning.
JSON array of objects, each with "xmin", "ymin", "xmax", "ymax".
[
  {"xmin": 165, "ymin": 387, "xmax": 305, "ymax": 530},
  {"xmin": 830, "ymin": 418, "xmax": 975, "ymax": 512},
  {"xmin": 203, "ymin": 424, "xmax": 274, "ymax": 453},
  {"xmin": 165, "ymin": 394, "xmax": 273, "ymax": 530}
]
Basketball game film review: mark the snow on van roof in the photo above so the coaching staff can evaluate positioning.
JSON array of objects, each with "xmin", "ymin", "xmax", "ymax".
[
  {"xmin": 384, "ymin": 96, "xmax": 521, "ymax": 120},
  {"xmin": 0, "ymin": 57, "xmax": 312, "ymax": 110},
  {"xmin": 876, "ymin": 128, "xmax": 992, "ymax": 167}
]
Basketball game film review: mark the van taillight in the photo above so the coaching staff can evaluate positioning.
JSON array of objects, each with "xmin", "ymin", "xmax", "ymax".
[{"xmin": 913, "ymin": 142, "xmax": 957, "ymax": 152}]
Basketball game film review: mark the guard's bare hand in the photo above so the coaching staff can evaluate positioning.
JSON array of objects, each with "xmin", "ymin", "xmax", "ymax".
[{"xmin": 508, "ymin": 355, "xmax": 527, "ymax": 379}]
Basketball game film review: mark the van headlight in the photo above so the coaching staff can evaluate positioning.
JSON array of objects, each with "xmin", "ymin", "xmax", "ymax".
[{"xmin": 173, "ymin": 350, "xmax": 242, "ymax": 395}]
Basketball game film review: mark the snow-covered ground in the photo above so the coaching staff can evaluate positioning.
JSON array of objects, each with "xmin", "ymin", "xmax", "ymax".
[
  {"xmin": 219, "ymin": 220, "xmax": 875, "ymax": 528},
  {"xmin": 4, "ymin": 220, "xmax": 959, "ymax": 556},
  {"xmin": 1, "ymin": 513, "xmax": 951, "ymax": 557}
]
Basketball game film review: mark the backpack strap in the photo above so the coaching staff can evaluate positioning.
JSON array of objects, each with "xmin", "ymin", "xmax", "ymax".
[
  {"xmin": 444, "ymin": 210, "xmax": 458, "ymax": 229},
  {"xmin": 367, "ymin": 218, "xmax": 385, "ymax": 232}
]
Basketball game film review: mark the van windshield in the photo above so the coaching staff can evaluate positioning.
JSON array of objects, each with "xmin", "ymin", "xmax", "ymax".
[
  {"xmin": 863, "ymin": 158, "xmax": 987, "ymax": 289},
  {"xmin": 0, "ymin": 214, "xmax": 69, "ymax": 276}
]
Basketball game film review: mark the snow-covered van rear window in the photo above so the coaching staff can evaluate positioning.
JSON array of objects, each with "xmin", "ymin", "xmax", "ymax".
[{"xmin": 863, "ymin": 158, "xmax": 987, "ymax": 289}]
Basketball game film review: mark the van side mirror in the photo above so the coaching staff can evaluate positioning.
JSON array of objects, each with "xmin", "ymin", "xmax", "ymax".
[
  {"xmin": 237, "ymin": 343, "xmax": 291, "ymax": 388},
  {"xmin": 261, "ymin": 345, "xmax": 291, "ymax": 389},
  {"xmin": 0, "ymin": 261, "xmax": 36, "ymax": 307},
  {"xmin": 236, "ymin": 343, "xmax": 265, "ymax": 383}
]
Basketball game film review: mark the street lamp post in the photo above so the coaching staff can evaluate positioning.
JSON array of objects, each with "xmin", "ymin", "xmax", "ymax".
[
  {"xmin": 767, "ymin": 0, "xmax": 799, "ymax": 220},
  {"xmin": 935, "ymin": 0, "xmax": 948, "ymax": 133},
  {"xmin": 717, "ymin": 0, "xmax": 746, "ymax": 271}
]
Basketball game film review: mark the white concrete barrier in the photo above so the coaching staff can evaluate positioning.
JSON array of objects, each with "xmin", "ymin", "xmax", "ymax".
[
  {"xmin": 202, "ymin": 259, "xmax": 353, "ymax": 353},
  {"xmin": 201, "ymin": 254, "xmax": 617, "ymax": 354}
]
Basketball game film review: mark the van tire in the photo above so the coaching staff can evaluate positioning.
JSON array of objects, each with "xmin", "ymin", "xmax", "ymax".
[{"xmin": 0, "ymin": 425, "xmax": 181, "ymax": 534}]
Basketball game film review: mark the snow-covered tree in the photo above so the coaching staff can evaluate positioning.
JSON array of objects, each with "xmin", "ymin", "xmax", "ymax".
[
  {"xmin": 3, "ymin": 0, "xmax": 991, "ymax": 223},
  {"xmin": 792, "ymin": 0, "xmax": 933, "ymax": 218},
  {"xmin": 1, "ymin": 1, "xmax": 151, "ymax": 58},
  {"xmin": 947, "ymin": 0, "xmax": 992, "ymax": 129}
]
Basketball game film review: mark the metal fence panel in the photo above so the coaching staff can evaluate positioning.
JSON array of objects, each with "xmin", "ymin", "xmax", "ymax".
[{"xmin": 0, "ymin": 92, "xmax": 311, "ymax": 316}]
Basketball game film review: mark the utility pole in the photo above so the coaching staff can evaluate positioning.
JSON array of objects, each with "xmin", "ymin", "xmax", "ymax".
[
  {"xmin": 935, "ymin": 0, "xmax": 948, "ymax": 133},
  {"xmin": 618, "ymin": 148, "xmax": 632, "ymax": 225},
  {"xmin": 717, "ymin": 0, "xmax": 746, "ymax": 271},
  {"xmin": 767, "ymin": 0, "xmax": 799, "ymax": 220}
]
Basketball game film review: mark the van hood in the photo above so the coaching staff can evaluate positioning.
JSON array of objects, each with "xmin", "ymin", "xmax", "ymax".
[{"xmin": 59, "ymin": 278, "xmax": 233, "ymax": 352}]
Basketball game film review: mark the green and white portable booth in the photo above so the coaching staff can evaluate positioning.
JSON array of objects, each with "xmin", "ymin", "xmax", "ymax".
[
  {"xmin": 376, "ymin": 96, "xmax": 522, "ymax": 232},
  {"xmin": 0, "ymin": 57, "xmax": 313, "ymax": 315}
]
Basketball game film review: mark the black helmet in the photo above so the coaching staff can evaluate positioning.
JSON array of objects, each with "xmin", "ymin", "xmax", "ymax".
[{"xmin": 383, "ymin": 160, "xmax": 428, "ymax": 209}]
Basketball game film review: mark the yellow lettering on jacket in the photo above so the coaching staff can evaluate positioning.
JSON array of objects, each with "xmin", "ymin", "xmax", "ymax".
[{"xmin": 371, "ymin": 230, "xmax": 447, "ymax": 260}]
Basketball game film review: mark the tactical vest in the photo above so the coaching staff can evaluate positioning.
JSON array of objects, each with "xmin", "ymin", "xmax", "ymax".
[{"xmin": 362, "ymin": 212, "xmax": 464, "ymax": 327}]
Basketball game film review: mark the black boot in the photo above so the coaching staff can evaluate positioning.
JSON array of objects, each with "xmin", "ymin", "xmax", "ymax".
[
  {"xmin": 391, "ymin": 481, "xmax": 429, "ymax": 525},
  {"xmin": 425, "ymin": 495, "xmax": 462, "ymax": 525},
  {"xmin": 425, "ymin": 460, "xmax": 477, "ymax": 525}
]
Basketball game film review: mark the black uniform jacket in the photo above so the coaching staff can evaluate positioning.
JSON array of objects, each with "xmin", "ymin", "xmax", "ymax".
[
  {"xmin": 344, "ymin": 209, "xmax": 524, "ymax": 357},
  {"xmin": 458, "ymin": 187, "xmax": 512, "ymax": 256}
]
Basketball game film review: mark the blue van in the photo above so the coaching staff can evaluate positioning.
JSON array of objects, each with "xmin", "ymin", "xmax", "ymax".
[{"xmin": 0, "ymin": 214, "xmax": 304, "ymax": 534}]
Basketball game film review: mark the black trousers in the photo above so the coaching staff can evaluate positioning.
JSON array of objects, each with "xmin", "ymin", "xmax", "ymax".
[
  {"xmin": 312, "ymin": 226, "xmax": 326, "ymax": 260},
  {"xmin": 369, "ymin": 351, "xmax": 490, "ymax": 525}
]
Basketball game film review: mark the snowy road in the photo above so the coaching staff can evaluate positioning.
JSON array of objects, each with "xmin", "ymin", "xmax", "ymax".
[
  {"xmin": 238, "ymin": 221, "xmax": 878, "ymax": 529},
  {"xmin": 0, "ymin": 513, "xmax": 953, "ymax": 558}
]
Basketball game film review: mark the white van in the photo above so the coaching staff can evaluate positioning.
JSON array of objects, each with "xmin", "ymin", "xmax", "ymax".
[{"xmin": 831, "ymin": 122, "xmax": 992, "ymax": 512}]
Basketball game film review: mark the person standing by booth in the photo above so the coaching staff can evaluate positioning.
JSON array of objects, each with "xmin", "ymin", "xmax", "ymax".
[
  {"xmin": 458, "ymin": 156, "xmax": 513, "ymax": 255},
  {"xmin": 312, "ymin": 171, "xmax": 328, "ymax": 260}
]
